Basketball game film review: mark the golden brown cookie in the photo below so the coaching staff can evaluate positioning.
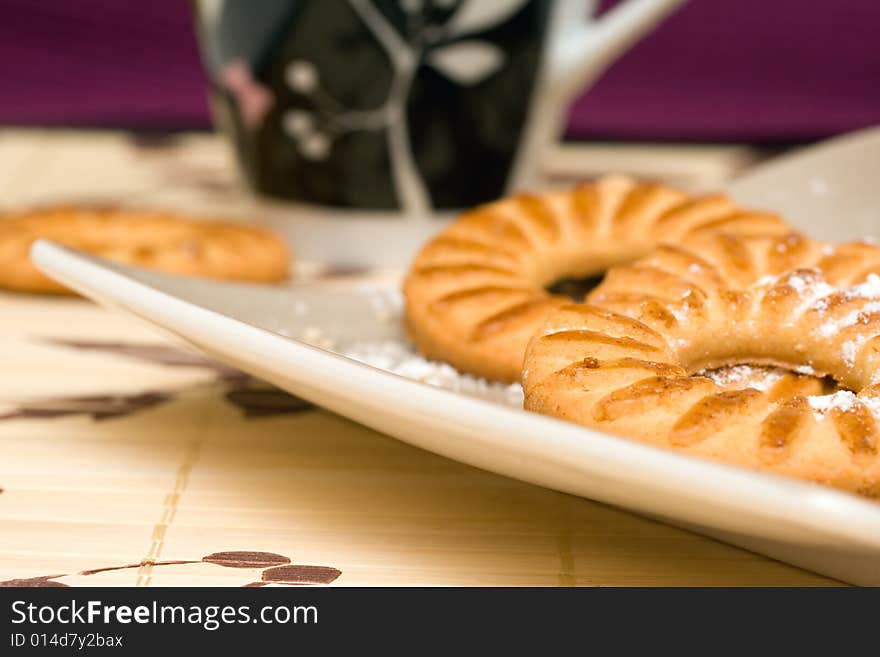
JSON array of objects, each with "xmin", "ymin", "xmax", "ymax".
[
  {"xmin": 403, "ymin": 175, "xmax": 789, "ymax": 382},
  {"xmin": 523, "ymin": 231, "xmax": 880, "ymax": 497},
  {"xmin": 0, "ymin": 206, "xmax": 290, "ymax": 294}
]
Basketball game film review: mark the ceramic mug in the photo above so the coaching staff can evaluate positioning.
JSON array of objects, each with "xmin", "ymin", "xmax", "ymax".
[{"xmin": 194, "ymin": 0, "xmax": 684, "ymax": 265}]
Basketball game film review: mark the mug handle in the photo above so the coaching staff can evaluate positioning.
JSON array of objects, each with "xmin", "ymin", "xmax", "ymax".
[
  {"xmin": 549, "ymin": 0, "xmax": 686, "ymax": 103},
  {"xmin": 507, "ymin": 0, "xmax": 686, "ymax": 192}
]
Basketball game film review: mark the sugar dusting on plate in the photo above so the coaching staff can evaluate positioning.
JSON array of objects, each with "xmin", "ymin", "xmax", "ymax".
[
  {"xmin": 340, "ymin": 339, "xmax": 523, "ymax": 406},
  {"xmin": 293, "ymin": 288, "xmax": 524, "ymax": 407}
]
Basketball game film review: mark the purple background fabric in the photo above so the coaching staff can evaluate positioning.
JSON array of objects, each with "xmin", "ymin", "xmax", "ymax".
[
  {"xmin": 574, "ymin": 0, "xmax": 880, "ymax": 141},
  {"xmin": 0, "ymin": 1, "xmax": 208, "ymax": 128},
  {"xmin": 1, "ymin": 0, "xmax": 878, "ymax": 142}
]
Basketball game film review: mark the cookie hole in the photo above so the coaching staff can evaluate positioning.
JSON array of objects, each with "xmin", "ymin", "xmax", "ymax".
[
  {"xmin": 696, "ymin": 363, "xmax": 844, "ymax": 394},
  {"xmin": 819, "ymin": 375, "xmax": 844, "ymax": 394},
  {"xmin": 546, "ymin": 274, "xmax": 605, "ymax": 302}
]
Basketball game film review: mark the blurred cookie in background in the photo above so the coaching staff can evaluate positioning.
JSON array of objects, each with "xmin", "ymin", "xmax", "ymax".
[{"xmin": 0, "ymin": 206, "xmax": 290, "ymax": 295}]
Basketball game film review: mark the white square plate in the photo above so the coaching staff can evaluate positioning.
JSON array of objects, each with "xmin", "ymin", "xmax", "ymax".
[{"xmin": 32, "ymin": 128, "xmax": 880, "ymax": 585}]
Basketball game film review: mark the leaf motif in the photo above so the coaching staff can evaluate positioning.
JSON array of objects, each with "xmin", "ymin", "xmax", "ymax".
[
  {"xmin": 445, "ymin": 0, "xmax": 530, "ymax": 37},
  {"xmin": 261, "ymin": 564, "xmax": 342, "ymax": 585},
  {"xmin": 224, "ymin": 380, "xmax": 313, "ymax": 418},
  {"xmin": 0, "ymin": 392, "xmax": 171, "ymax": 423},
  {"xmin": 0, "ymin": 575, "xmax": 69, "ymax": 588},
  {"xmin": 202, "ymin": 552, "xmax": 291, "ymax": 568},
  {"xmin": 47, "ymin": 339, "xmax": 246, "ymax": 380},
  {"xmin": 428, "ymin": 40, "xmax": 505, "ymax": 86}
]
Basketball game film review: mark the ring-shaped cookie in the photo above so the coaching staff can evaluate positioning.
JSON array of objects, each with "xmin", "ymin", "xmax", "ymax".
[
  {"xmin": 523, "ymin": 231, "xmax": 880, "ymax": 497},
  {"xmin": 404, "ymin": 175, "xmax": 788, "ymax": 382},
  {"xmin": 0, "ymin": 206, "xmax": 290, "ymax": 294}
]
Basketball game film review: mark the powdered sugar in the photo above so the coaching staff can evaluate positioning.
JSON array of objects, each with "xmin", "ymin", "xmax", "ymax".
[
  {"xmin": 841, "ymin": 336, "xmax": 871, "ymax": 368},
  {"xmin": 670, "ymin": 290, "xmax": 696, "ymax": 321},
  {"xmin": 758, "ymin": 271, "xmax": 880, "ymax": 323},
  {"xmin": 812, "ymin": 276, "xmax": 880, "ymax": 367},
  {"xmin": 785, "ymin": 270, "xmax": 821, "ymax": 294},
  {"xmin": 757, "ymin": 270, "xmax": 880, "ymax": 369},
  {"xmin": 814, "ymin": 273, "xmax": 880, "ymax": 317},
  {"xmin": 818, "ymin": 300, "xmax": 880, "ymax": 337},
  {"xmin": 805, "ymin": 389, "xmax": 880, "ymax": 422},
  {"xmin": 847, "ymin": 273, "xmax": 880, "ymax": 298},
  {"xmin": 807, "ymin": 390, "xmax": 858, "ymax": 420},
  {"xmin": 340, "ymin": 339, "xmax": 523, "ymax": 406},
  {"xmin": 288, "ymin": 287, "xmax": 523, "ymax": 407},
  {"xmin": 299, "ymin": 325, "xmax": 337, "ymax": 350},
  {"xmin": 830, "ymin": 273, "xmax": 880, "ymax": 303},
  {"xmin": 786, "ymin": 271, "xmax": 836, "ymax": 317},
  {"xmin": 859, "ymin": 393, "xmax": 880, "ymax": 418},
  {"xmin": 361, "ymin": 285, "xmax": 403, "ymax": 324},
  {"xmin": 698, "ymin": 365, "xmax": 786, "ymax": 391},
  {"xmin": 757, "ymin": 270, "xmax": 837, "ymax": 319}
]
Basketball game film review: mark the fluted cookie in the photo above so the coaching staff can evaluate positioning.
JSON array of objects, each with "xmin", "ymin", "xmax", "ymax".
[
  {"xmin": 404, "ymin": 175, "xmax": 788, "ymax": 382},
  {"xmin": 0, "ymin": 206, "xmax": 290, "ymax": 294},
  {"xmin": 523, "ymin": 232, "xmax": 880, "ymax": 497}
]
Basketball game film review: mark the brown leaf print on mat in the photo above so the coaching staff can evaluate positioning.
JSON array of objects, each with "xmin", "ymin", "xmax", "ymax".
[
  {"xmin": 47, "ymin": 339, "xmax": 247, "ymax": 381},
  {"xmin": 0, "ymin": 551, "xmax": 339, "ymax": 587},
  {"xmin": 261, "ymin": 565, "xmax": 342, "ymax": 586},
  {"xmin": 79, "ymin": 560, "xmax": 197, "ymax": 576},
  {"xmin": 202, "ymin": 551, "xmax": 290, "ymax": 568},
  {"xmin": 224, "ymin": 380, "xmax": 313, "ymax": 418},
  {"xmin": 0, "ymin": 575, "xmax": 69, "ymax": 588},
  {"xmin": 0, "ymin": 392, "xmax": 170, "ymax": 422},
  {"xmin": 317, "ymin": 264, "xmax": 371, "ymax": 279},
  {"xmin": 44, "ymin": 339, "xmax": 312, "ymax": 419}
]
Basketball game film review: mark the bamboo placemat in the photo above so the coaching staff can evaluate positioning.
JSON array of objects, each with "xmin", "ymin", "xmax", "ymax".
[{"xmin": 0, "ymin": 129, "xmax": 836, "ymax": 586}]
